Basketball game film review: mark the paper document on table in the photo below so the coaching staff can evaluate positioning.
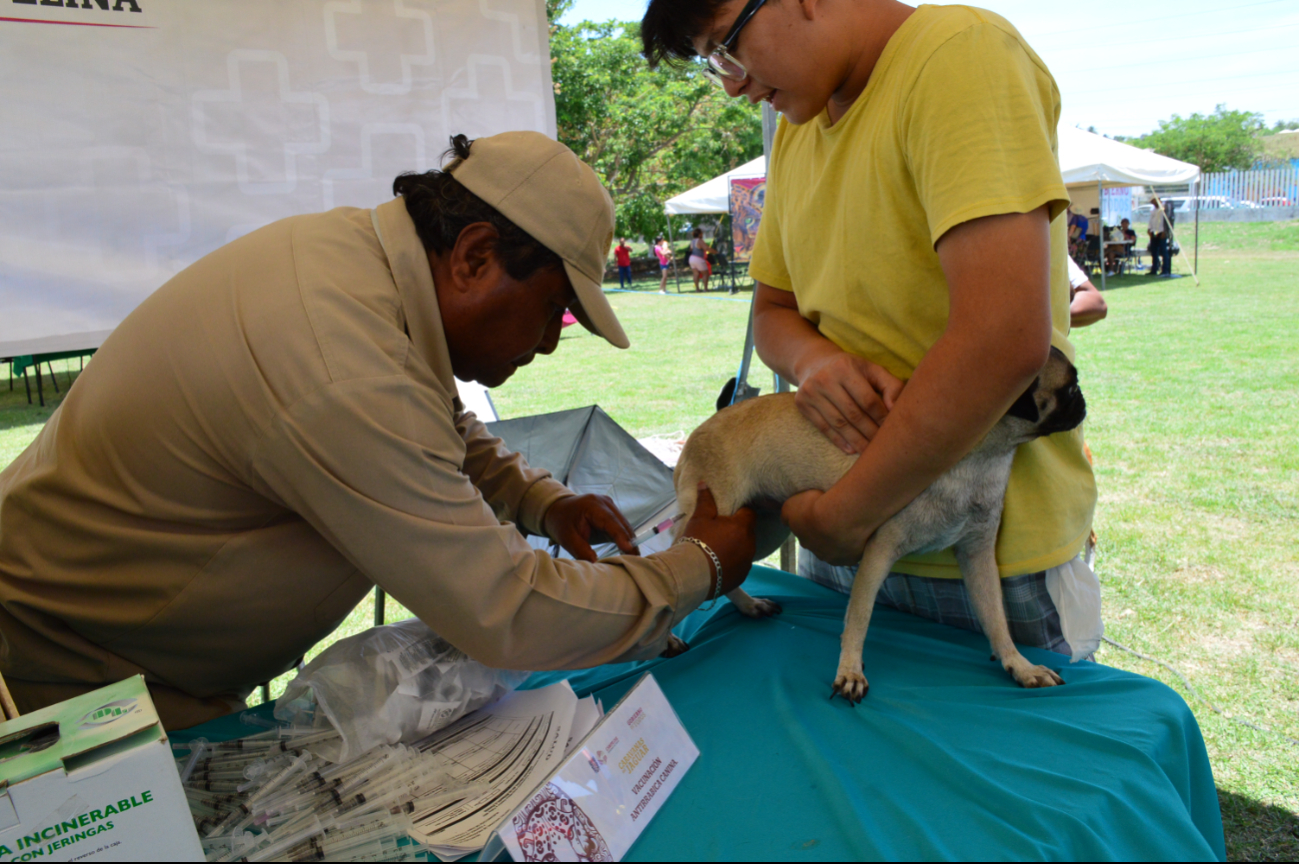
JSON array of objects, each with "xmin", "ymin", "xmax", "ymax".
[
  {"xmin": 484, "ymin": 674, "xmax": 699, "ymax": 862},
  {"xmin": 407, "ymin": 682, "xmax": 577, "ymax": 860},
  {"xmin": 567, "ymin": 695, "xmax": 603, "ymax": 757}
]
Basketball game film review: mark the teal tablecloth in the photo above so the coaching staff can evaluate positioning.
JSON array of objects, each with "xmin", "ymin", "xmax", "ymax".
[{"xmin": 176, "ymin": 566, "xmax": 1224, "ymax": 861}]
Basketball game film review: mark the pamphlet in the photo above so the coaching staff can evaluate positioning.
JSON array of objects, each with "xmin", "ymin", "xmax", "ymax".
[
  {"xmin": 482, "ymin": 674, "xmax": 698, "ymax": 862},
  {"xmin": 407, "ymin": 683, "xmax": 579, "ymax": 860}
]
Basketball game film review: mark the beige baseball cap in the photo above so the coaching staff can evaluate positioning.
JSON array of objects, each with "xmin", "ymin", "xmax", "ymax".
[{"xmin": 448, "ymin": 131, "xmax": 629, "ymax": 350}]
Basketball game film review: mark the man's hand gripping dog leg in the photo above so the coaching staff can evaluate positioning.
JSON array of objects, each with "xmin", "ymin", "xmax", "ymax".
[
  {"xmin": 957, "ymin": 545, "xmax": 1064, "ymax": 689},
  {"xmin": 662, "ymin": 485, "xmax": 764, "ymax": 658}
]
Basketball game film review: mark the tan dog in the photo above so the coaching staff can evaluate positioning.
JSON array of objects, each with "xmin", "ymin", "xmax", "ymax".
[{"xmin": 671, "ymin": 347, "xmax": 1086, "ymax": 702}]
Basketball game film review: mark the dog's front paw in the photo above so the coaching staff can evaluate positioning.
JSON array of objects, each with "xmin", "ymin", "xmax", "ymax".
[
  {"xmin": 831, "ymin": 670, "xmax": 869, "ymax": 704},
  {"xmin": 661, "ymin": 634, "xmax": 690, "ymax": 658},
  {"xmin": 727, "ymin": 589, "xmax": 783, "ymax": 619},
  {"xmin": 1011, "ymin": 663, "xmax": 1064, "ymax": 689},
  {"xmin": 740, "ymin": 597, "xmax": 783, "ymax": 618}
]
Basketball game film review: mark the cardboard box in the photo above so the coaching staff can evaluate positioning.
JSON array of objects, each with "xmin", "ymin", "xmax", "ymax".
[{"xmin": 0, "ymin": 676, "xmax": 203, "ymax": 862}]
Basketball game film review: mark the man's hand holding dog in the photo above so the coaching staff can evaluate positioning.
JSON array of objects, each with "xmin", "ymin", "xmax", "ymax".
[
  {"xmin": 794, "ymin": 353, "xmax": 906, "ymax": 455},
  {"xmin": 753, "ymin": 283, "xmax": 905, "ymax": 456},
  {"xmin": 681, "ymin": 485, "xmax": 758, "ymax": 598}
]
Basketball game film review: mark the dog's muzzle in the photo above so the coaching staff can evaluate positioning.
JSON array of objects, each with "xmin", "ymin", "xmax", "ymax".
[{"xmin": 1039, "ymin": 386, "xmax": 1087, "ymax": 435}]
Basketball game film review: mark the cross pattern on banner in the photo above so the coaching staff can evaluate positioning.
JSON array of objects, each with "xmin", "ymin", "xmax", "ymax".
[
  {"xmin": 442, "ymin": 54, "xmax": 544, "ymax": 139},
  {"xmin": 79, "ymin": 147, "xmax": 191, "ymax": 282},
  {"xmin": 191, "ymin": 49, "xmax": 331, "ymax": 196},
  {"xmin": 322, "ymin": 124, "xmax": 430, "ymax": 210},
  {"xmin": 324, "ymin": 0, "xmax": 436, "ymax": 96},
  {"xmin": 477, "ymin": 0, "xmax": 540, "ymax": 64}
]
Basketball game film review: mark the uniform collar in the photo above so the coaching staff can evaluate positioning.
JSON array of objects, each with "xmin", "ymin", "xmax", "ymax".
[{"xmin": 371, "ymin": 198, "xmax": 458, "ymax": 399}]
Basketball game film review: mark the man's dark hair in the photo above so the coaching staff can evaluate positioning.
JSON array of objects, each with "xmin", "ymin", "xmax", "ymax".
[
  {"xmin": 392, "ymin": 135, "xmax": 563, "ymax": 281},
  {"xmin": 641, "ymin": 0, "xmax": 731, "ymax": 67}
]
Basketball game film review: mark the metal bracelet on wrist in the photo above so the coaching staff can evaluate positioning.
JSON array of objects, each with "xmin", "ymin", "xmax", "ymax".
[{"xmin": 675, "ymin": 536, "xmax": 723, "ymax": 612}]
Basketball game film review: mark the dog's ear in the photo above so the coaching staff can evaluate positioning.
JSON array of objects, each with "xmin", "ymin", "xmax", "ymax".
[
  {"xmin": 1007, "ymin": 382, "xmax": 1040, "ymax": 423},
  {"xmin": 715, "ymin": 377, "xmax": 737, "ymax": 413}
]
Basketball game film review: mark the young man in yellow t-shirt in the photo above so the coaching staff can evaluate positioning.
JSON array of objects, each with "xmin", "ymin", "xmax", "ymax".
[{"xmin": 641, "ymin": 0, "xmax": 1099, "ymax": 656}]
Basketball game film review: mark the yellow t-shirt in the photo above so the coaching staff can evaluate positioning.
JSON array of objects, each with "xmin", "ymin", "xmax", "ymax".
[{"xmin": 748, "ymin": 4, "xmax": 1095, "ymax": 578}]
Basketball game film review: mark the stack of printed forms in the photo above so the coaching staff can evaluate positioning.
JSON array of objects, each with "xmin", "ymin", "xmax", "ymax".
[
  {"xmin": 410, "ymin": 683, "xmax": 598, "ymax": 861},
  {"xmin": 178, "ymin": 682, "xmax": 596, "ymax": 862}
]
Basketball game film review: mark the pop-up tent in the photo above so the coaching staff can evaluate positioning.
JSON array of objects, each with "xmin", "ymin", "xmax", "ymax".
[
  {"xmin": 486, "ymin": 406, "xmax": 678, "ymax": 559},
  {"xmin": 666, "ymin": 129, "xmax": 1200, "ymax": 217},
  {"xmin": 663, "ymin": 156, "xmax": 765, "ymax": 215},
  {"xmin": 1057, "ymin": 125, "xmax": 1202, "ymax": 284},
  {"xmin": 1058, "ymin": 125, "xmax": 1200, "ymax": 188},
  {"xmin": 660, "ymin": 156, "xmax": 767, "ymax": 292}
]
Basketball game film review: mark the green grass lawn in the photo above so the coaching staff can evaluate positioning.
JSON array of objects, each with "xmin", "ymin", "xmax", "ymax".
[{"xmin": 2, "ymin": 222, "xmax": 1296, "ymax": 860}]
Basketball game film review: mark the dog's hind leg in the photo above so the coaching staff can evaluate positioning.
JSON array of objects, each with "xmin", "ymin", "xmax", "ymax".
[
  {"xmin": 956, "ymin": 542, "xmax": 1064, "ymax": 689},
  {"xmin": 832, "ymin": 533, "xmax": 899, "ymax": 704}
]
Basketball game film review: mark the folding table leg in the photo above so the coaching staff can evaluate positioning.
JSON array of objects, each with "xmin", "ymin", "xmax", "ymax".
[
  {"xmin": 34, "ymin": 364, "xmax": 45, "ymax": 407},
  {"xmin": 23, "ymin": 369, "xmax": 31, "ymax": 404},
  {"xmin": 48, "ymin": 362, "xmax": 59, "ymax": 394}
]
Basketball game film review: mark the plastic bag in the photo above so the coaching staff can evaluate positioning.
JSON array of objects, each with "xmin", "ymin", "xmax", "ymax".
[
  {"xmin": 1044, "ymin": 555, "xmax": 1104, "ymax": 663},
  {"xmin": 275, "ymin": 618, "xmax": 530, "ymax": 762}
]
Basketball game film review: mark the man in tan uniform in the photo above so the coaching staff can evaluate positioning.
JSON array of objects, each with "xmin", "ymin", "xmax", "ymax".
[{"xmin": 0, "ymin": 132, "xmax": 756, "ymax": 729}]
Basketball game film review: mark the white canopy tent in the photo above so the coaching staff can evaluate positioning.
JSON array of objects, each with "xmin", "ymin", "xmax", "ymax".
[
  {"xmin": 1056, "ymin": 125, "xmax": 1202, "ymax": 286},
  {"xmin": 663, "ymin": 156, "xmax": 766, "ymax": 215},
  {"xmin": 659, "ymin": 156, "xmax": 766, "ymax": 291},
  {"xmin": 665, "ymin": 126, "xmax": 1201, "ymax": 215},
  {"xmin": 1058, "ymin": 125, "xmax": 1200, "ymax": 189}
]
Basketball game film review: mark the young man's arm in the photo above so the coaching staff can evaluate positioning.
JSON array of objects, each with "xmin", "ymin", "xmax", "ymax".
[
  {"xmin": 753, "ymin": 285, "xmax": 906, "ymax": 454},
  {"xmin": 778, "ymin": 207, "xmax": 1053, "ymax": 565}
]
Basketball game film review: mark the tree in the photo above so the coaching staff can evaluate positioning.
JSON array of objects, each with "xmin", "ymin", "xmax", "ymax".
[
  {"xmin": 545, "ymin": 7, "xmax": 763, "ymax": 240},
  {"xmin": 1125, "ymin": 105, "xmax": 1265, "ymax": 173}
]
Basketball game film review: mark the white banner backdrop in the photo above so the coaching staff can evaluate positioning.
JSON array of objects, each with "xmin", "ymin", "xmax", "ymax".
[{"xmin": 0, "ymin": 0, "xmax": 556, "ymax": 357}]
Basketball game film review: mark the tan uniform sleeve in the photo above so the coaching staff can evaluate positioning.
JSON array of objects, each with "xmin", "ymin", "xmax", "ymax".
[
  {"xmin": 455, "ymin": 409, "xmax": 574, "ymax": 537},
  {"xmin": 249, "ymin": 376, "xmax": 710, "ymax": 671}
]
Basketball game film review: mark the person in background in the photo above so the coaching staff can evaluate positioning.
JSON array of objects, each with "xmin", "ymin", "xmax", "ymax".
[
  {"xmin": 1067, "ymin": 256, "xmax": 1107, "ymax": 327},
  {"xmin": 688, "ymin": 228, "xmax": 712, "ymax": 292},
  {"xmin": 614, "ymin": 238, "xmax": 634, "ymax": 289},
  {"xmin": 1147, "ymin": 196, "xmax": 1172, "ymax": 276},
  {"xmin": 1119, "ymin": 217, "xmax": 1136, "ymax": 242},
  {"xmin": 1067, "ymin": 205, "xmax": 1089, "ymax": 263},
  {"xmin": 654, "ymin": 237, "xmax": 674, "ymax": 294},
  {"xmin": 1066, "ymin": 255, "xmax": 1104, "ymax": 561}
]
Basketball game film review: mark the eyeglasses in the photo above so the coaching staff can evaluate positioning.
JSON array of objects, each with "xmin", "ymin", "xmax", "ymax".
[{"xmin": 700, "ymin": 0, "xmax": 769, "ymax": 88}]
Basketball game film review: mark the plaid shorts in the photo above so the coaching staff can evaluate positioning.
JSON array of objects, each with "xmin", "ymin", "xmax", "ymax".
[{"xmin": 798, "ymin": 549, "xmax": 1074, "ymax": 657}]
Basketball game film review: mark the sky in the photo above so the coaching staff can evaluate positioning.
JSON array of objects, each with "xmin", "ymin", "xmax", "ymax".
[{"xmin": 559, "ymin": 0, "xmax": 1299, "ymax": 137}]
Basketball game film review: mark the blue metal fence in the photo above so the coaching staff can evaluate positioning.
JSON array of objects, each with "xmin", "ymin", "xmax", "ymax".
[{"xmin": 1200, "ymin": 167, "xmax": 1298, "ymax": 206}]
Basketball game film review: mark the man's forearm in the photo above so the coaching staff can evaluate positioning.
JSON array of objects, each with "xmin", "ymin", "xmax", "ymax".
[
  {"xmin": 820, "ymin": 327, "xmax": 1040, "ymax": 533},
  {"xmin": 785, "ymin": 208, "xmax": 1054, "ymax": 562},
  {"xmin": 753, "ymin": 282, "xmax": 836, "ymax": 383}
]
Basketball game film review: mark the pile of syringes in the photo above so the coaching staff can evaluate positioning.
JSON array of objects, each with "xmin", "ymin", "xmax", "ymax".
[{"xmin": 174, "ymin": 714, "xmax": 481, "ymax": 862}]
